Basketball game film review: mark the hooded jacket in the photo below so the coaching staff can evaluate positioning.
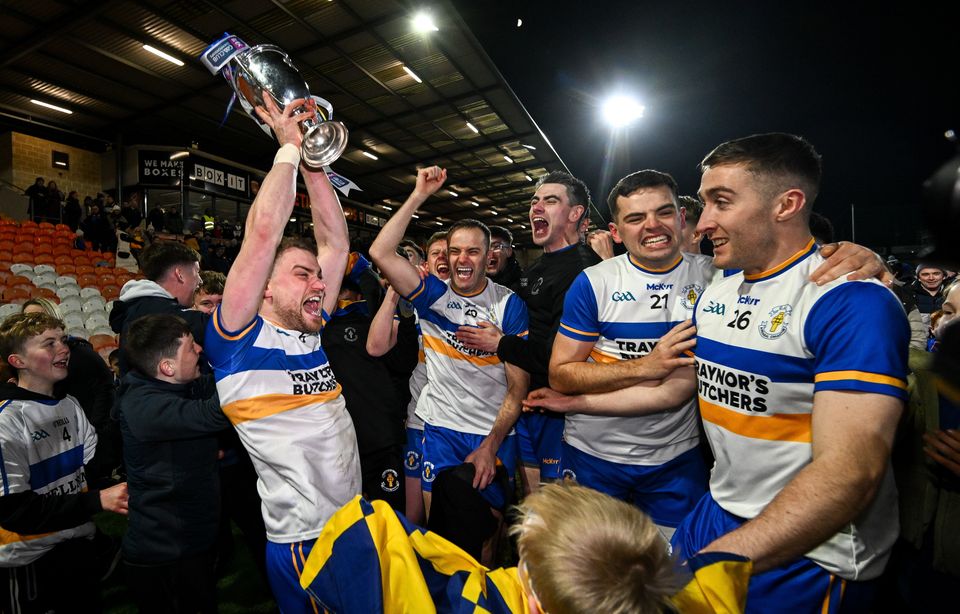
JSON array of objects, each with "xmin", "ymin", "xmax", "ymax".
[
  {"xmin": 109, "ymin": 279, "xmax": 208, "ymax": 375},
  {"xmin": 114, "ymin": 372, "xmax": 229, "ymax": 564}
]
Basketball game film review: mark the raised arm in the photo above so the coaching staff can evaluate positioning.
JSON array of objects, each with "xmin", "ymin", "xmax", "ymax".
[
  {"xmin": 219, "ymin": 94, "xmax": 311, "ymax": 332},
  {"xmin": 369, "ymin": 166, "xmax": 446, "ymax": 297},
  {"xmin": 698, "ymin": 390, "xmax": 901, "ymax": 572},
  {"xmin": 367, "ymin": 286, "xmax": 401, "ymax": 357},
  {"xmin": 549, "ymin": 320, "xmax": 697, "ymax": 394},
  {"xmin": 465, "ymin": 362, "xmax": 530, "ymax": 489},
  {"xmin": 302, "ymin": 162, "xmax": 349, "ymax": 316},
  {"xmin": 525, "ymin": 366, "xmax": 695, "ymax": 416}
]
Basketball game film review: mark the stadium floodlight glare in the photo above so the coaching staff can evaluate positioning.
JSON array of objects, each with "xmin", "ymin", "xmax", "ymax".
[
  {"xmin": 362, "ymin": 151, "xmax": 378, "ymax": 160},
  {"xmin": 470, "ymin": 201, "xmax": 479, "ymax": 207},
  {"xmin": 447, "ymin": 190, "xmax": 459, "ymax": 197},
  {"xmin": 601, "ymin": 94, "xmax": 645, "ymax": 128},
  {"xmin": 466, "ymin": 121, "xmax": 479, "ymax": 134},
  {"xmin": 503, "ymin": 155, "xmax": 513, "ymax": 163},
  {"xmin": 524, "ymin": 174, "xmax": 533, "ymax": 182},
  {"xmin": 30, "ymin": 99, "xmax": 72, "ymax": 114},
  {"xmin": 143, "ymin": 44, "xmax": 184, "ymax": 66},
  {"xmin": 412, "ymin": 12, "xmax": 439, "ymax": 33}
]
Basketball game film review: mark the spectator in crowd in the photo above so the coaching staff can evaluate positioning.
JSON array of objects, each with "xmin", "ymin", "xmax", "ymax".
[
  {"xmin": 64, "ymin": 190, "xmax": 82, "ymax": 231},
  {"xmin": 147, "ymin": 204, "xmax": 166, "ymax": 233},
  {"xmin": 202, "ymin": 95, "xmax": 360, "ymax": 613},
  {"xmin": 486, "ymin": 226, "xmax": 524, "ymax": 293},
  {"xmin": 24, "ymin": 176, "xmax": 46, "ymax": 221},
  {"xmin": 678, "ymin": 194, "xmax": 705, "ymax": 254},
  {"xmin": 912, "ymin": 263, "xmax": 947, "ymax": 323},
  {"xmin": 890, "ymin": 278, "xmax": 960, "ymax": 609},
  {"xmin": 22, "ymin": 298, "xmax": 121, "ymax": 485},
  {"xmin": 203, "ymin": 243, "xmax": 231, "ymax": 275},
  {"xmin": 0, "ymin": 312, "xmax": 128, "ymax": 613},
  {"xmin": 109, "ymin": 240, "xmax": 206, "ymax": 375},
  {"xmin": 115, "ymin": 314, "xmax": 229, "ymax": 613},
  {"xmin": 121, "ymin": 193, "xmax": 143, "ymax": 229},
  {"xmin": 164, "ymin": 205, "xmax": 184, "ymax": 236},
  {"xmin": 673, "ymin": 132, "xmax": 909, "ymax": 611},
  {"xmin": 193, "ymin": 270, "xmax": 225, "ymax": 314},
  {"xmin": 80, "ymin": 203, "xmax": 114, "ymax": 252},
  {"xmin": 42, "ymin": 180, "xmax": 63, "ymax": 224}
]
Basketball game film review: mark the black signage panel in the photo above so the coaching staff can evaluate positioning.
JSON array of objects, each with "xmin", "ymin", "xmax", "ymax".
[{"xmin": 138, "ymin": 150, "xmax": 184, "ymax": 186}]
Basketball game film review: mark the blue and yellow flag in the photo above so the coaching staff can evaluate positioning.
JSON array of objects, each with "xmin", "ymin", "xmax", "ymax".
[{"xmin": 302, "ymin": 496, "xmax": 751, "ymax": 613}]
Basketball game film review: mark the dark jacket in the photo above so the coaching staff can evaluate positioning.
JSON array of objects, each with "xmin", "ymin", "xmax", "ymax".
[
  {"xmin": 109, "ymin": 279, "xmax": 209, "ymax": 376},
  {"xmin": 115, "ymin": 372, "xmax": 229, "ymax": 564},
  {"xmin": 489, "ymin": 256, "xmax": 525, "ymax": 294},
  {"xmin": 910, "ymin": 279, "xmax": 945, "ymax": 315}
]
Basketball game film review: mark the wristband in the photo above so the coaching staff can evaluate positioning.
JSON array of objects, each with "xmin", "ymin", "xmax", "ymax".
[{"xmin": 273, "ymin": 143, "xmax": 301, "ymax": 167}]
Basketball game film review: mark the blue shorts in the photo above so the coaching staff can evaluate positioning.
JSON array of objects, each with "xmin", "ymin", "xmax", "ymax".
[
  {"xmin": 515, "ymin": 412, "xmax": 564, "ymax": 479},
  {"xmin": 672, "ymin": 493, "xmax": 879, "ymax": 614},
  {"xmin": 560, "ymin": 443, "xmax": 708, "ymax": 528},
  {"xmin": 402, "ymin": 426, "xmax": 423, "ymax": 479},
  {"xmin": 265, "ymin": 539, "xmax": 322, "ymax": 614},
  {"xmin": 421, "ymin": 423, "xmax": 517, "ymax": 510}
]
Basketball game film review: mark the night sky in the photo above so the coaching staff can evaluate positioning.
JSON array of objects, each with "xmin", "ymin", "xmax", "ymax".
[{"xmin": 452, "ymin": 0, "xmax": 959, "ymax": 251}]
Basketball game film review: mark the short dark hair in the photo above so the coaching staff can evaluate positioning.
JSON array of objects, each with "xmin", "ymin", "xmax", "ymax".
[
  {"xmin": 487, "ymin": 226, "xmax": 513, "ymax": 246},
  {"xmin": 198, "ymin": 270, "xmax": 225, "ymax": 296},
  {"xmin": 275, "ymin": 236, "xmax": 317, "ymax": 261},
  {"xmin": 678, "ymin": 195, "xmax": 703, "ymax": 224},
  {"xmin": 606, "ymin": 170, "xmax": 679, "ymax": 220},
  {"xmin": 426, "ymin": 232, "xmax": 448, "ymax": 250},
  {"xmin": 808, "ymin": 211, "xmax": 835, "ymax": 244},
  {"xmin": 124, "ymin": 314, "xmax": 193, "ymax": 378},
  {"xmin": 399, "ymin": 239, "xmax": 425, "ymax": 261},
  {"xmin": 446, "ymin": 219, "xmax": 491, "ymax": 250},
  {"xmin": 536, "ymin": 171, "xmax": 591, "ymax": 224},
  {"xmin": 140, "ymin": 241, "xmax": 200, "ymax": 282},
  {"xmin": 700, "ymin": 132, "xmax": 822, "ymax": 209}
]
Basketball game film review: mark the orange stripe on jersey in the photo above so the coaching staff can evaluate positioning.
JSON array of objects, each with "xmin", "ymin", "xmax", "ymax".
[
  {"xmin": 0, "ymin": 527, "xmax": 54, "ymax": 546},
  {"xmin": 700, "ymin": 399, "xmax": 812, "ymax": 443},
  {"xmin": 589, "ymin": 348, "xmax": 619, "ymax": 364},
  {"xmin": 744, "ymin": 238, "xmax": 816, "ymax": 281},
  {"xmin": 222, "ymin": 389, "xmax": 343, "ymax": 425},
  {"xmin": 559, "ymin": 323, "xmax": 599, "ymax": 337},
  {"xmin": 815, "ymin": 370, "xmax": 907, "ymax": 389},
  {"xmin": 422, "ymin": 335, "xmax": 501, "ymax": 366},
  {"xmin": 213, "ymin": 310, "xmax": 258, "ymax": 341}
]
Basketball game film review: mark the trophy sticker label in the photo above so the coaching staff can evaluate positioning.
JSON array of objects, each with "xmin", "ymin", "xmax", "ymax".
[{"xmin": 200, "ymin": 34, "xmax": 249, "ymax": 74}]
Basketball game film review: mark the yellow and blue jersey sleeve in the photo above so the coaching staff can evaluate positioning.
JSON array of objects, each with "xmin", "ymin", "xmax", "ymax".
[
  {"xmin": 405, "ymin": 275, "xmax": 449, "ymax": 311},
  {"xmin": 204, "ymin": 306, "xmax": 264, "ymax": 369},
  {"xmin": 558, "ymin": 272, "xmax": 600, "ymax": 342},
  {"xmin": 806, "ymin": 283, "xmax": 909, "ymax": 400}
]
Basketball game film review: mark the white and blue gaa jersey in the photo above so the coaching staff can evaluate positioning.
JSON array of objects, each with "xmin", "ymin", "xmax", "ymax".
[
  {"xmin": 205, "ymin": 309, "xmax": 361, "ymax": 543},
  {"xmin": 405, "ymin": 276, "xmax": 528, "ymax": 436},
  {"xmin": 558, "ymin": 253, "xmax": 715, "ymax": 465},
  {"xmin": 0, "ymin": 395, "xmax": 97, "ymax": 566},
  {"xmin": 693, "ymin": 239, "xmax": 909, "ymax": 580}
]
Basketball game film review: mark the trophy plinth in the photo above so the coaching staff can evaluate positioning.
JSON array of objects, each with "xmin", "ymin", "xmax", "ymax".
[{"xmin": 202, "ymin": 34, "xmax": 348, "ymax": 168}]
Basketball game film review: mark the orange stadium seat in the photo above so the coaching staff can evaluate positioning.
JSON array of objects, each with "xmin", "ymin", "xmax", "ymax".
[
  {"xmin": 38, "ymin": 222, "xmax": 54, "ymax": 230},
  {"xmin": 3, "ymin": 286, "xmax": 30, "ymax": 302},
  {"xmin": 12, "ymin": 253, "xmax": 33, "ymax": 264},
  {"xmin": 7, "ymin": 275, "xmax": 31, "ymax": 286},
  {"xmin": 0, "ymin": 271, "xmax": 10, "ymax": 283},
  {"xmin": 35, "ymin": 243, "xmax": 53, "ymax": 255},
  {"xmin": 75, "ymin": 265, "xmax": 95, "ymax": 276},
  {"xmin": 56, "ymin": 264, "xmax": 77, "ymax": 275},
  {"xmin": 30, "ymin": 287, "xmax": 58, "ymax": 301},
  {"xmin": 34, "ymin": 254, "xmax": 55, "ymax": 265},
  {"xmin": 55, "ymin": 224, "xmax": 71, "ymax": 232},
  {"xmin": 99, "ymin": 285, "xmax": 120, "ymax": 300},
  {"xmin": 78, "ymin": 273, "xmax": 99, "ymax": 287},
  {"xmin": 97, "ymin": 274, "xmax": 117, "ymax": 287},
  {"xmin": 89, "ymin": 334, "xmax": 117, "ymax": 352},
  {"xmin": 0, "ymin": 250, "xmax": 12, "ymax": 261},
  {"xmin": 54, "ymin": 254, "xmax": 73, "ymax": 265},
  {"xmin": 20, "ymin": 221, "xmax": 37, "ymax": 229}
]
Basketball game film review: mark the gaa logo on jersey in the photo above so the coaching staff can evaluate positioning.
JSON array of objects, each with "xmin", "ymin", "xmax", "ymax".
[
  {"xmin": 405, "ymin": 450, "xmax": 420, "ymax": 471},
  {"xmin": 679, "ymin": 284, "xmax": 703, "ymax": 310},
  {"xmin": 560, "ymin": 468, "xmax": 577, "ymax": 482},
  {"xmin": 759, "ymin": 304, "xmax": 793, "ymax": 339},
  {"xmin": 380, "ymin": 469, "xmax": 400, "ymax": 493},
  {"xmin": 422, "ymin": 461, "xmax": 437, "ymax": 483}
]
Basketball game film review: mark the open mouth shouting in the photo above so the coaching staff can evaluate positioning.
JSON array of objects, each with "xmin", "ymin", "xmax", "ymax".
[
  {"xmin": 436, "ymin": 262, "xmax": 450, "ymax": 278},
  {"xmin": 455, "ymin": 266, "xmax": 474, "ymax": 283},
  {"xmin": 303, "ymin": 295, "xmax": 324, "ymax": 318},
  {"xmin": 531, "ymin": 216, "xmax": 548, "ymax": 238},
  {"xmin": 641, "ymin": 233, "xmax": 671, "ymax": 249}
]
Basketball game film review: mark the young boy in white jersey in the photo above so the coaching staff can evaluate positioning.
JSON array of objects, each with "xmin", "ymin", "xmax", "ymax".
[
  {"xmin": 672, "ymin": 132, "xmax": 909, "ymax": 613},
  {"xmin": 202, "ymin": 94, "xmax": 360, "ymax": 614},
  {"xmin": 0, "ymin": 312, "xmax": 129, "ymax": 612}
]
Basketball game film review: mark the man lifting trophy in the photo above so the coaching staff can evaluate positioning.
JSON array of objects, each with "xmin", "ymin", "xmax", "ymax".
[{"xmin": 201, "ymin": 33, "xmax": 348, "ymax": 167}]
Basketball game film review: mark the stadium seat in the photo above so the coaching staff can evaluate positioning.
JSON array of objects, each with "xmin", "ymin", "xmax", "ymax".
[
  {"xmin": 60, "ymin": 297, "xmax": 82, "ymax": 313},
  {"xmin": 7, "ymin": 275, "xmax": 32, "ymax": 286},
  {"xmin": 2, "ymin": 286, "xmax": 30, "ymax": 302},
  {"xmin": 82, "ymin": 296, "xmax": 106, "ymax": 311},
  {"xmin": 12, "ymin": 253, "xmax": 34, "ymax": 264},
  {"xmin": 84, "ymin": 313, "xmax": 109, "ymax": 331},
  {"xmin": 30, "ymin": 287, "xmax": 58, "ymax": 301},
  {"xmin": 56, "ymin": 264, "xmax": 77, "ymax": 275},
  {"xmin": 65, "ymin": 327, "xmax": 88, "ymax": 340},
  {"xmin": 33, "ymin": 264, "xmax": 56, "ymax": 276},
  {"xmin": 55, "ymin": 275, "xmax": 77, "ymax": 287},
  {"xmin": 79, "ymin": 287, "xmax": 101, "ymax": 300},
  {"xmin": 0, "ymin": 303, "xmax": 21, "ymax": 318},
  {"xmin": 33, "ymin": 273, "xmax": 57, "ymax": 286},
  {"xmin": 34, "ymin": 254, "xmax": 55, "ymax": 265},
  {"xmin": 89, "ymin": 333, "xmax": 117, "ymax": 350},
  {"xmin": 56, "ymin": 285, "xmax": 81, "ymax": 299},
  {"xmin": 99, "ymin": 285, "xmax": 120, "ymax": 301},
  {"xmin": 75, "ymin": 265, "xmax": 96, "ymax": 276},
  {"xmin": 10, "ymin": 264, "xmax": 32, "ymax": 275}
]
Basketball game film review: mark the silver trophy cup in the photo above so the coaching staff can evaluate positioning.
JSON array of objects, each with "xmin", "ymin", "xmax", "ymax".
[{"xmin": 202, "ymin": 35, "xmax": 348, "ymax": 168}]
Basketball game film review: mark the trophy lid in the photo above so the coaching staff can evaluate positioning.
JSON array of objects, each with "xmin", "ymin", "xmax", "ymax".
[{"xmin": 200, "ymin": 33, "xmax": 249, "ymax": 75}]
